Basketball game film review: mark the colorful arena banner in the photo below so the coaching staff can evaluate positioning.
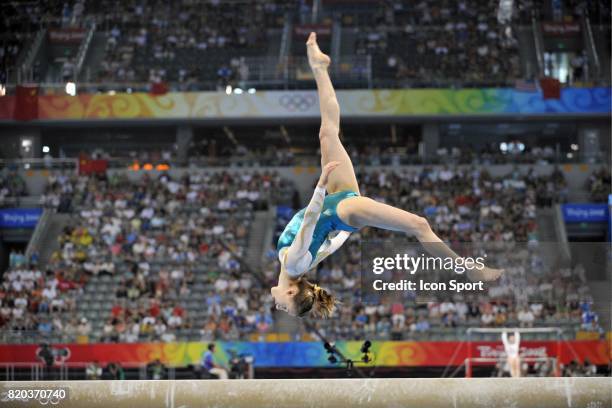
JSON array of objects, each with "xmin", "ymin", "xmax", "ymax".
[
  {"xmin": 0, "ymin": 87, "xmax": 609, "ymax": 121},
  {"xmin": 561, "ymin": 203, "xmax": 609, "ymax": 223},
  {"xmin": 0, "ymin": 208, "xmax": 42, "ymax": 228},
  {"xmin": 0, "ymin": 341, "xmax": 608, "ymax": 367}
]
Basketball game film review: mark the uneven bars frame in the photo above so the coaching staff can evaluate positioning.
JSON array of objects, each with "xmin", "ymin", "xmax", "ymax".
[{"xmin": 466, "ymin": 327, "xmax": 563, "ymax": 377}]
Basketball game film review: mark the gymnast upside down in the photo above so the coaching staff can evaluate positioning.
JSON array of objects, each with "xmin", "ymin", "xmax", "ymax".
[{"xmin": 271, "ymin": 32, "xmax": 502, "ymax": 318}]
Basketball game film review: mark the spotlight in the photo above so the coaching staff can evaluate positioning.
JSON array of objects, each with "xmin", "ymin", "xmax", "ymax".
[
  {"xmin": 233, "ymin": 87, "xmax": 243, "ymax": 94},
  {"xmin": 108, "ymin": 90, "xmax": 116, "ymax": 95},
  {"xmin": 571, "ymin": 144, "xmax": 579, "ymax": 151},
  {"xmin": 225, "ymin": 85, "xmax": 232, "ymax": 95},
  {"xmin": 65, "ymin": 82, "xmax": 76, "ymax": 96},
  {"xmin": 42, "ymin": 146, "xmax": 50, "ymax": 153},
  {"xmin": 247, "ymin": 88, "xmax": 256, "ymax": 94}
]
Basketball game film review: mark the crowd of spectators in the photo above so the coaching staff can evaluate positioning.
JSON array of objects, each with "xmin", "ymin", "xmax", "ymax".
[
  {"xmin": 0, "ymin": 249, "xmax": 85, "ymax": 343},
  {"xmin": 0, "ymin": 0, "xmax": 87, "ymax": 84},
  {"xmin": 586, "ymin": 166, "xmax": 611, "ymax": 202},
  {"xmin": 561, "ymin": 0, "xmax": 611, "ymax": 24},
  {"xmin": 345, "ymin": 142, "xmax": 575, "ymax": 168},
  {"xmin": 561, "ymin": 358, "xmax": 599, "ymax": 377},
  {"xmin": 2, "ymin": 0, "xmax": 611, "ymax": 89},
  {"xmin": 351, "ymin": 0, "xmax": 521, "ymax": 86},
  {"xmin": 92, "ymin": 0, "xmax": 275, "ymax": 86},
  {"xmin": 4, "ymin": 170, "xmax": 293, "ymax": 343},
  {"xmin": 0, "ymin": 170, "xmax": 28, "ymax": 205}
]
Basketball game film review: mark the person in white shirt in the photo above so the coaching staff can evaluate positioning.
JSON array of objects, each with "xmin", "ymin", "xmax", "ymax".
[{"xmin": 502, "ymin": 330, "xmax": 521, "ymax": 377}]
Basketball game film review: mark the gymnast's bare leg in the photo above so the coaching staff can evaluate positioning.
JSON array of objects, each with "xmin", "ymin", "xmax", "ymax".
[
  {"xmin": 307, "ymin": 32, "xmax": 360, "ymax": 195},
  {"xmin": 307, "ymin": 32, "xmax": 502, "ymax": 282}
]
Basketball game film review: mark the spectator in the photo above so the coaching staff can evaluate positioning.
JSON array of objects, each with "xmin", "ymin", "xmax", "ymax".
[
  {"xmin": 105, "ymin": 362, "xmax": 125, "ymax": 380},
  {"xmin": 147, "ymin": 359, "xmax": 167, "ymax": 380},
  {"xmin": 518, "ymin": 307, "xmax": 535, "ymax": 327},
  {"xmin": 202, "ymin": 343, "xmax": 228, "ymax": 379},
  {"xmin": 86, "ymin": 361, "xmax": 103, "ymax": 380}
]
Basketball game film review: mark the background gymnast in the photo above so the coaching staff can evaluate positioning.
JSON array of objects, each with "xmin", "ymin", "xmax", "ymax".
[
  {"xmin": 271, "ymin": 32, "xmax": 503, "ymax": 318},
  {"xmin": 502, "ymin": 330, "xmax": 522, "ymax": 377}
]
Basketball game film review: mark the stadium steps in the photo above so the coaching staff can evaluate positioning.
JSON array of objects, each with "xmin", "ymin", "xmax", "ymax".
[
  {"xmin": 36, "ymin": 212, "xmax": 73, "ymax": 268},
  {"xmin": 535, "ymin": 208, "xmax": 566, "ymax": 267},
  {"xmin": 339, "ymin": 28, "xmax": 358, "ymax": 56},
  {"xmin": 79, "ymin": 33, "xmax": 108, "ymax": 81},
  {"xmin": 516, "ymin": 26, "xmax": 540, "ymax": 79},
  {"xmin": 245, "ymin": 211, "xmax": 271, "ymax": 271},
  {"xmin": 267, "ymin": 28, "xmax": 284, "ymax": 57},
  {"xmin": 536, "ymin": 208, "xmax": 558, "ymax": 242},
  {"xmin": 591, "ymin": 25, "xmax": 611, "ymax": 80}
]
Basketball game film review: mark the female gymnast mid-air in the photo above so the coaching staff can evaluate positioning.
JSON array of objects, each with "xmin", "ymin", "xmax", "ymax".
[{"xmin": 271, "ymin": 32, "xmax": 502, "ymax": 318}]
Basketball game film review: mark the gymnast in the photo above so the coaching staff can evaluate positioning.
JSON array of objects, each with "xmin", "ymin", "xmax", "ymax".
[
  {"xmin": 271, "ymin": 32, "xmax": 502, "ymax": 318},
  {"xmin": 502, "ymin": 330, "xmax": 521, "ymax": 377}
]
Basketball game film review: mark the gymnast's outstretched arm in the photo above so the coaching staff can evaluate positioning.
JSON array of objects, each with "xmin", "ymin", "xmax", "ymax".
[{"xmin": 284, "ymin": 161, "xmax": 340, "ymax": 279}]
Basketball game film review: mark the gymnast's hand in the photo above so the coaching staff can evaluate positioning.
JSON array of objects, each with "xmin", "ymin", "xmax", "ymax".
[{"xmin": 317, "ymin": 161, "xmax": 340, "ymax": 188}]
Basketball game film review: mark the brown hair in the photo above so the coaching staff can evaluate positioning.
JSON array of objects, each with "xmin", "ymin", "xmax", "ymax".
[{"xmin": 293, "ymin": 278, "xmax": 337, "ymax": 318}]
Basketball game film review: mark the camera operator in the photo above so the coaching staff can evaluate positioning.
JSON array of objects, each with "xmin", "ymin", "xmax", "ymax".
[{"xmin": 36, "ymin": 343, "xmax": 54, "ymax": 380}]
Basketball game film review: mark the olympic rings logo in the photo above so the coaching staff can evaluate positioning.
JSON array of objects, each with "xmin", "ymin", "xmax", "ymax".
[{"xmin": 279, "ymin": 94, "xmax": 316, "ymax": 112}]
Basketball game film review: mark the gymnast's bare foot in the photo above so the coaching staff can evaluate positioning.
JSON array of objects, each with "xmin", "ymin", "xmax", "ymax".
[
  {"xmin": 467, "ymin": 266, "xmax": 504, "ymax": 282},
  {"xmin": 307, "ymin": 32, "xmax": 331, "ymax": 71}
]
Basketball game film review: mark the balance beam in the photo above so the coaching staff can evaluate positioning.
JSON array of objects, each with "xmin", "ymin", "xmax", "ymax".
[{"xmin": 1, "ymin": 378, "xmax": 610, "ymax": 408}]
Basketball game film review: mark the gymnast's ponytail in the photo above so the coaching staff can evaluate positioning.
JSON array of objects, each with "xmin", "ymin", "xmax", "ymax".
[{"xmin": 293, "ymin": 279, "xmax": 337, "ymax": 318}]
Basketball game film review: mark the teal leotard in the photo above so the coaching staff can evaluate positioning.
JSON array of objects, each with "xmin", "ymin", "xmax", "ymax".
[{"xmin": 277, "ymin": 190, "xmax": 360, "ymax": 260}]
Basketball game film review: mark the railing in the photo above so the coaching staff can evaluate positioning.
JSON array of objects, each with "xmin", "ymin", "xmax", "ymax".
[
  {"xmin": 581, "ymin": 14, "xmax": 601, "ymax": 79},
  {"xmin": 0, "ymin": 362, "xmax": 148, "ymax": 381},
  {"xmin": 19, "ymin": 28, "xmax": 47, "ymax": 83},
  {"xmin": 74, "ymin": 22, "xmax": 96, "ymax": 79},
  {"xmin": 531, "ymin": 14, "xmax": 545, "ymax": 76},
  {"xmin": 463, "ymin": 356, "xmax": 559, "ymax": 378},
  {"xmin": 0, "ymin": 153, "xmax": 604, "ymax": 177},
  {"xmin": 0, "ymin": 363, "xmax": 44, "ymax": 381},
  {"xmin": 57, "ymin": 362, "xmax": 148, "ymax": 380},
  {"xmin": 0, "ymin": 158, "xmax": 79, "ymax": 171},
  {"xmin": 0, "ymin": 196, "xmax": 42, "ymax": 209},
  {"xmin": 553, "ymin": 204, "xmax": 572, "ymax": 262},
  {"xmin": 83, "ymin": 151, "xmax": 610, "ymax": 170},
  {"xmin": 25, "ymin": 208, "xmax": 53, "ymax": 260},
  {"xmin": 3, "ymin": 55, "xmax": 371, "ymax": 92}
]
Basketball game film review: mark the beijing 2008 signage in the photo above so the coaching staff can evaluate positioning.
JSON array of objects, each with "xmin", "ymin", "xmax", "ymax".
[{"xmin": 0, "ymin": 208, "xmax": 42, "ymax": 228}]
